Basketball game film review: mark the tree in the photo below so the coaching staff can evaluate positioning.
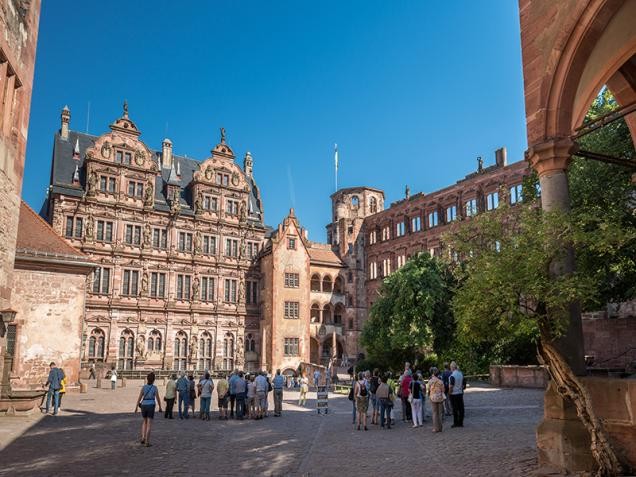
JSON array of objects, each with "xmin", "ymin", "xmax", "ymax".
[{"xmin": 361, "ymin": 253, "xmax": 455, "ymax": 370}]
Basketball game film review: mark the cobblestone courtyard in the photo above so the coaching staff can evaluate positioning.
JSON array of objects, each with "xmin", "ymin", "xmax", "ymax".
[{"xmin": 0, "ymin": 382, "xmax": 543, "ymax": 476}]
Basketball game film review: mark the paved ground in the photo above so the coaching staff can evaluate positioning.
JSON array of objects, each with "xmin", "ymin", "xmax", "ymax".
[{"xmin": 0, "ymin": 381, "xmax": 543, "ymax": 476}]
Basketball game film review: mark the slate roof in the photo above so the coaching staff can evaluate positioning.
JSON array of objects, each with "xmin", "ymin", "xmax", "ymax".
[{"xmin": 47, "ymin": 130, "xmax": 265, "ymax": 224}]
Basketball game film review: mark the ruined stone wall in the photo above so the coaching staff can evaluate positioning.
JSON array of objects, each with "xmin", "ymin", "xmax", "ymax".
[
  {"xmin": 582, "ymin": 300, "xmax": 636, "ymax": 369},
  {"xmin": 9, "ymin": 267, "xmax": 86, "ymax": 389}
]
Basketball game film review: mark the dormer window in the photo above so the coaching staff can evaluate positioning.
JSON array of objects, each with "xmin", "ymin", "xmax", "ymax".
[
  {"xmin": 115, "ymin": 149, "xmax": 132, "ymax": 165},
  {"xmin": 287, "ymin": 237, "xmax": 297, "ymax": 250},
  {"xmin": 216, "ymin": 172, "xmax": 229, "ymax": 186}
]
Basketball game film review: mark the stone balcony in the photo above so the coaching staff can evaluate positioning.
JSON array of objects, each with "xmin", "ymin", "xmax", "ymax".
[{"xmin": 310, "ymin": 322, "xmax": 344, "ymax": 339}]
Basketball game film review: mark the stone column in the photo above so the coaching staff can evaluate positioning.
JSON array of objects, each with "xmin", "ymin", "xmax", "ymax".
[{"xmin": 526, "ymin": 137, "xmax": 585, "ymax": 376}]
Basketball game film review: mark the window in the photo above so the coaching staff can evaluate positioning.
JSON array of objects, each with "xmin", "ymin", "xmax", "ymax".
[
  {"xmin": 287, "ymin": 237, "xmax": 297, "ymax": 250},
  {"xmin": 225, "ymin": 238, "xmax": 239, "ymax": 257},
  {"xmin": 245, "ymin": 334, "xmax": 256, "ymax": 353},
  {"xmin": 510, "ymin": 184, "xmax": 523, "ymax": 205},
  {"xmin": 486, "ymin": 191, "xmax": 499, "ymax": 211},
  {"xmin": 284, "ymin": 338, "xmax": 300, "ymax": 356},
  {"xmin": 222, "ymin": 333, "xmax": 234, "ymax": 370},
  {"xmin": 396, "ymin": 254, "xmax": 406, "ymax": 268},
  {"xmin": 225, "ymin": 199, "xmax": 239, "ymax": 215},
  {"xmin": 178, "ymin": 232, "xmax": 193, "ymax": 252},
  {"xmin": 99, "ymin": 175, "xmax": 116, "ymax": 193},
  {"xmin": 92, "ymin": 267, "xmax": 111, "ymax": 294},
  {"xmin": 202, "ymin": 235, "xmax": 217, "ymax": 255},
  {"xmin": 396, "ymin": 221, "xmax": 405, "ymax": 237},
  {"xmin": 369, "ymin": 261, "xmax": 377, "ymax": 279},
  {"xmin": 118, "ymin": 330, "xmax": 135, "ymax": 370},
  {"xmin": 198, "ymin": 332, "xmax": 213, "ymax": 371},
  {"xmin": 224, "ymin": 278, "xmax": 237, "ymax": 302},
  {"xmin": 6, "ymin": 324, "xmax": 16, "ymax": 370},
  {"xmin": 152, "ymin": 228, "xmax": 168, "ymax": 249},
  {"xmin": 322, "ymin": 276, "xmax": 333, "ymax": 292},
  {"xmin": 203, "ymin": 195, "xmax": 218, "ymax": 211},
  {"xmin": 381, "ymin": 226, "xmax": 390, "ymax": 241},
  {"xmin": 150, "ymin": 272, "xmax": 166, "ymax": 298},
  {"xmin": 465, "ymin": 199, "xmax": 478, "ymax": 217},
  {"xmin": 122, "ymin": 269, "xmax": 139, "ymax": 296},
  {"xmin": 284, "ymin": 273, "xmax": 300, "ymax": 288},
  {"xmin": 411, "ymin": 216, "xmax": 421, "ymax": 232},
  {"xmin": 369, "ymin": 230, "xmax": 377, "ymax": 245},
  {"xmin": 382, "ymin": 257, "xmax": 392, "ymax": 276},
  {"xmin": 65, "ymin": 216, "xmax": 83, "ymax": 238},
  {"xmin": 88, "ymin": 328, "xmax": 105, "ymax": 360},
  {"xmin": 96, "ymin": 220, "xmax": 114, "ymax": 242},
  {"xmin": 124, "ymin": 224, "xmax": 142, "ymax": 245},
  {"xmin": 176, "ymin": 274, "xmax": 192, "ymax": 300},
  {"xmin": 201, "ymin": 276, "xmax": 215, "ymax": 301},
  {"xmin": 246, "ymin": 241, "xmax": 259, "ymax": 259},
  {"xmin": 284, "ymin": 301, "xmax": 300, "ymax": 319},
  {"xmin": 127, "ymin": 181, "xmax": 143, "ymax": 198},
  {"xmin": 370, "ymin": 196, "xmax": 378, "ymax": 213},
  {"xmin": 428, "ymin": 211, "xmax": 439, "ymax": 228},
  {"xmin": 174, "ymin": 331, "xmax": 188, "ymax": 371},
  {"xmin": 148, "ymin": 330, "xmax": 162, "ymax": 353},
  {"xmin": 216, "ymin": 173, "xmax": 230, "ymax": 186},
  {"xmin": 115, "ymin": 150, "xmax": 132, "ymax": 165},
  {"xmin": 446, "ymin": 205, "xmax": 457, "ymax": 223}
]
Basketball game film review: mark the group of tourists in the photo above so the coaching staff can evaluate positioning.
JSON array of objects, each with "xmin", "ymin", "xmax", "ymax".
[
  {"xmin": 350, "ymin": 361, "xmax": 465, "ymax": 433},
  {"xmin": 134, "ymin": 369, "xmax": 287, "ymax": 446}
]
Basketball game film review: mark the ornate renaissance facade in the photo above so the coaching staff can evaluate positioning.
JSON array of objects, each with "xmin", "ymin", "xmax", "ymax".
[{"xmin": 45, "ymin": 105, "xmax": 266, "ymax": 372}]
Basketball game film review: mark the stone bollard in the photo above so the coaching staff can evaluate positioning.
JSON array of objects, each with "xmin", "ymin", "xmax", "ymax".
[
  {"xmin": 121, "ymin": 378, "xmax": 127, "ymax": 388},
  {"xmin": 80, "ymin": 382, "xmax": 88, "ymax": 393},
  {"xmin": 96, "ymin": 377, "xmax": 101, "ymax": 389}
]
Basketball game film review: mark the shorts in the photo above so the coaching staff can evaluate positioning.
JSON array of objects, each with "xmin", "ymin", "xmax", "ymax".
[
  {"xmin": 218, "ymin": 395, "xmax": 229, "ymax": 408},
  {"xmin": 256, "ymin": 391, "xmax": 267, "ymax": 408},
  {"xmin": 140, "ymin": 404, "xmax": 155, "ymax": 419},
  {"xmin": 356, "ymin": 396, "xmax": 369, "ymax": 413},
  {"xmin": 370, "ymin": 394, "xmax": 379, "ymax": 410}
]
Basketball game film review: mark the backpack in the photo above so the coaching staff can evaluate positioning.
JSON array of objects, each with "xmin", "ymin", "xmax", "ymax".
[
  {"xmin": 359, "ymin": 382, "xmax": 368, "ymax": 397},
  {"xmin": 369, "ymin": 376, "xmax": 379, "ymax": 394}
]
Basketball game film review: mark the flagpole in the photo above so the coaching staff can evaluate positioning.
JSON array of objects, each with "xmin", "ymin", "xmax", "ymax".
[{"xmin": 334, "ymin": 143, "xmax": 338, "ymax": 192}]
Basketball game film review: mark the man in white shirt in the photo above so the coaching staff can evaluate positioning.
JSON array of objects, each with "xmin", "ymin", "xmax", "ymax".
[
  {"xmin": 254, "ymin": 371, "xmax": 269, "ymax": 419},
  {"xmin": 448, "ymin": 361, "xmax": 465, "ymax": 428}
]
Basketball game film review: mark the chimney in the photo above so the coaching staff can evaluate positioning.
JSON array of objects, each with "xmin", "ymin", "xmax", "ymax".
[
  {"xmin": 495, "ymin": 147, "xmax": 508, "ymax": 167},
  {"xmin": 243, "ymin": 151, "xmax": 253, "ymax": 178},
  {"xmin": 61, "ymin": 105, "xmax": 70, "ymax": 140},
  {"xmin": 162, "ymin": 138, "xmax": 173, "ymax": 169}
]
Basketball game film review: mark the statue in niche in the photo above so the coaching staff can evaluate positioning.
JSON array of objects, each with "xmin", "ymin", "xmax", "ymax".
[
  {"xmin": 136, "ymin": 335, "xmax": 146, "ymax": 359},
  {"xmin": 189, "ymin": 336, "xmax": 198, "ymax": 359},
  {"xmin": 170, "ymin": 188, "xmax": 181, "ymax": 214},
  {"xmin": 195, "ymin": 192, "xmax": 203, "ymax": 214},
  {"xmin": 239, "ymin": 201, "xmax": 247, "ymax": 222},
  {"xmin": 238, "ymin": 279, "xmax": 245, "ymax": 303},
  {"xmin": 194, "ymin": 231, "xmax": 202, "ymax": 254},
  {"xmin": 141, "ymin": 272, "xmax": 149, "ymax": 293},
  {"xmin": 143, "ymin": 181, "xmax": 154, "ymax": 206},
  {"xmin": 143, "ymin": 224, "xmax": 151, "ymax": 246},
  {"xmin": 205, "ymin": 165, "xmax": 214, "ymax": 181},
  {"xmin": 85, "ymin": 215, "xmax": 94, "ymax": 240},
  {"xmin": 192, "ymin": 277, "xmax": 200, "ymax": 300},
  {"xmin": 87, "ymin": 171, "xmax": 98, "ymax": 196}
]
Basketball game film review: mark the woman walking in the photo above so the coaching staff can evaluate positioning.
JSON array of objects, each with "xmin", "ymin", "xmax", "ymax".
[
  {"xmin": 428, "ymin": 367, "xmax": 445, "ymax": 433},
  {"xmin": 298, "ymin": 372, "xmax": 309, "ymax": 406},
  {"xmin": 354, "ymin": 371, "xmax": 369, "ymax": 431},
  {"xmin": 135, "ymin": 372, "xmax": 162, "ymax": 447},
  {"xmin": 409, "ymin": 372, "xmax": 424, "ymax": 428}
]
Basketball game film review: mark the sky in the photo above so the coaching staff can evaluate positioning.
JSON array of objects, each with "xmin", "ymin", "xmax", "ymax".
[{"xmin": 24, "ymin": 1, "xmax": 527, "ymax": 242}]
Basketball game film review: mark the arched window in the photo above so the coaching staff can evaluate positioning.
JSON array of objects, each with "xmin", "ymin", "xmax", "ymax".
[
  {"xmin": 322, "ymin": 304, "xmax": 332, "ymax": 324},
  {"xmin": 198, "ymin": 331, "xmax": 213, "ymax": 371},
  {"xmin": 88, "ymin": 328, "xmax": 106, "ymax": 360},
  {"xmin": 334, "ymin": 303, "xmax": 345, "ymax": 325},
  {"xmin": 223, "ymin": 333, "xmax": 235, "ymax": 370},
  {"xmin": 370, "ymin": 196, "xmax": 378, "ymax": 214},
  {"xmin": 311, "ymin": 274, "xmax": 321, "ymax": 292},
  {"xmin": 118, "ymin": 329, "xmax": 134, "ymax": 370},
  {"xmin": 310, "ymin": 304, "xmax": 321, "ymax": 323},
  {"xmin": 147, "ymin": 337, "xmax": 154, "ymax": 352},
  {"xmin": 334, "ymin": 276, "xmax": 344, "ymax": 294},
  {"xmin": 174, "ymin": 331, "xmax": 187, "ymax": 371},
  {"xmin": 351, "ymin": 196, "xmax": 359, "ymax": 208},
  {"xmin": 322, "ymin": 276, "xmax": 333, "ymax": 293},
  {"xmin": 245, "ymin": 333, "xmax": 256, "ymax": 353},
  {"xmin": 147, "ymin": 329, "xmax": 162, "ymax": 353}
]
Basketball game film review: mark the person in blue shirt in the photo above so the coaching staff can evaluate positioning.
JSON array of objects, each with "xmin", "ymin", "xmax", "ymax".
[
  {"xmin": 441, "ymin": 362, "xmax": 453, "ymax": 417},
  {"xmin": 176, "ymin": 371, "xmax": 190, "ymax": 419},
  {"xmin": 228, "ymin": 370, "xmax": 239, "ymax": 418},
  {"xmin": 272, "ymin": 369, "xmax": 286, "ymax": 416},
  {"xmin": 44, "ymin": 362, "xmax": 65, "ymax": 415}
]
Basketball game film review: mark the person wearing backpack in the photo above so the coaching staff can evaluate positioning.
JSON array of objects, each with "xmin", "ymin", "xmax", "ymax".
[
  {"xmin": 354, "ymin": 371, "xmax": 369, "ymax": 431},
  {"xmin": 369, "ymin": 368, "xmax": 380, "ymax": 425}
]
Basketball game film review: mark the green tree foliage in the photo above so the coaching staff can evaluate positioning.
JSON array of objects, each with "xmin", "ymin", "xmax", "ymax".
[
  {"xmin": 569, "ymin": 88, "xmax": 636, "ymax": 307},
  {"xmin": 360, "ymin": 253, "xmax": 455, "ymax": 370}
]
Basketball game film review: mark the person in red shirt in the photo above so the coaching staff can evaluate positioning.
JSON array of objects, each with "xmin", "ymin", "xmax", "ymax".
[{"xmin": 400, "ymin": 370, "xmax": 413, "ymax": 422}]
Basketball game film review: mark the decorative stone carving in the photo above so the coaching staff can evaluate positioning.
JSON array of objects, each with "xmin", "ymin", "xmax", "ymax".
[
  {"xmin": 231, "ymin": 172, "xmax": 239, "ymax": 186},
  {"xmin": 189, "ymin": 336, "xmax": 198, "ymax": 359},
  {"xmin": 195, "ymin": 192, "xmax": 203, "ymax": 214},
  {"xmin": 238, "ymin": 279, "xmax": 245, "ymax": 303},
  {"xmin": 205, "ymin": 165, "xmax": 214, "ymax": 181},
  {"xmin": 101, "ymin": 142, "xmax": 112, "ymax": 159},
  {"xmin": 239, "ymin": 201, "xmax": 246, "ymax": 222},
  {"xmin": 141, "ymin": 272, "xmax": 149, "ymax": 293},
  {"xmin": 87, "ymin": 171, "xmax": 98, "ymax": 196},
  {"xmin": 192, "ymin": 277, "xmax": 200, "ymax": 300},
  {"xmin": 135, "ymin": 150, "xmax": 145, "ymax": 166},
  {"xmin": 136, "ymin": 334, "xmax": 146, "ymax": 358},
  {"xmin": 170, "ymin": 188, "xmax": 181, "ymax": 215},
  {"xmin": 143, "ymin": 181, "xmax": 154, "ymax": 207},
  {"xmin": 194, "ymin": 231, "xmax": 202, "ymax": 254},
  {"xmin": 85, "ymin": 214, "xmax": 94, "ymax": 241},
  {"xmin": 143, "ymin": 224, "xmax": 151, "ymax": 247}
]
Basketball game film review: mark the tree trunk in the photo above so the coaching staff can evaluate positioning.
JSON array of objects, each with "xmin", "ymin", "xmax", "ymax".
[{"xmin": 537, "ymin": 338, "xmax": 624, "ymax": 476}]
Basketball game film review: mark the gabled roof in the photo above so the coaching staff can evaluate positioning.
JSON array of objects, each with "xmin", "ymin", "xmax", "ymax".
[{"xmin": 308, "ymin": 246, "xmax": 344, "ymax": 267}]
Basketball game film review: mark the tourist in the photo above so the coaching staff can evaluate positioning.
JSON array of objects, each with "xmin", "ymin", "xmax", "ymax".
[
  {"xmin": 441, "ymin": 362, "xmax": 453, "ymax": 417},
  {"xmin": 110, "ymin": 365, "xmax": 117, "ymax": 390},
  {"xmin": 188, "ymin": 374, "xmax": 196, "ymax": 415},
  {"xmin": 58, "ymin": 368, "xmax": 67, "ymax": 410},
  {"xmin": 217, "ymin": 374, "xmax": 229, "ymax": 420},
  {"xmin": 135, "ymin": 372, "xmax": 162, "ymax": 447},
  {"xmin": 88, "ymin": 362, "xmax": 96, "ymax": 380},
  {"xmin": 164, "ymin": 374, "xmax": 176, "ymax": 419},
  {"xmin": 449, "ymin": 361, "xmax": 465, "ymax": 428},
  {"xmin": 349, "ymin": 378, "xmax": 356, "ymax": 424},
  {"xmin": 199, "ymin": 372, "xmax": 214, "ymax": 421},
  {"xmin": 44, "ymin": 362, "xmax": 65, "ymax": 416},
  {"xmin": 264, "ymin": 373, "xmax": 273, "ymax": 417},
  {"xmin": 409, "ymin": 372, "xmax": 424, "ymax": 428},
  {"xmin": 228, "ymin": 369, "xmax": 239, "ymax": 418},
  {"xmin": 298, "ymin": 372, "xmax": 309, "ymax": 406},
  {"xmin": 176, "ymin": 371, "xmax": 190, "ymax": 419},
  {"xmin": 375, "ymin": 374, "xmax": 393, "ymax": 429},
  {"xmin": 399, "ymin": 369, "xmax": 413, "ymax": 422},
  {"xmin": 386, "ymin": 372, "xmax": 397, "ymax": 426},
  {"xmin": 354, "ymin": 371, "xmax": 369, "ymax": 431},
  {"xmin": 428, "ymin": 367, "xmax": 445, "ymax": 433},
  {"xmin": 369, "ymin": 368, "xmax": 380, "ymax": 425},
  {"xmin": 234, "ymin": 372, "xmax": 247, "ymax": 420},
  {"xmin": 272, "ymin": 369, "xmax": 285, "ymax": 416},
  {"xmin": 313, "ymin": 368, "xmax": 321, "ymax": 388},
  {"xmin": 416, "ymin": 368, "xmax": 426, "ymax": 423},
  {"xmin": 255, "ymin": 371, "xmax": 268, "ymax": 419},
  {"xmin": 246, "ymin": 374, "xmax": 257, "ymax": 419}
]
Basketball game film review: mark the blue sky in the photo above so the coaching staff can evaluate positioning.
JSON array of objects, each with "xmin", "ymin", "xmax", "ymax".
[{"xmin": 24, "ymin": 1, "xmax": 527, "ymax": 241}]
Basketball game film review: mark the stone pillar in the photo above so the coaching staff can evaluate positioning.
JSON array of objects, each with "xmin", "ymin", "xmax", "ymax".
[
  {"xmin": 332, "ymin": 331, "xmax": 337, "ymax": 359},
  {"xmin": 526, "ymin": 137, "xmax": 585, "ymax": 376}
]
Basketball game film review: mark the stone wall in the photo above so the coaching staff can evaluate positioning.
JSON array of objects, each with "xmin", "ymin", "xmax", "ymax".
[
  {"xmin": 9, "ymin": 268, "xmax": 87, "ymax": 389},
  {"xmin": 582, "ymin": 300, "xmax": 636, "ymax": 369},
  {"xmin": 489, "ymin": 365, "xmax": 548, "ymax": 388}
]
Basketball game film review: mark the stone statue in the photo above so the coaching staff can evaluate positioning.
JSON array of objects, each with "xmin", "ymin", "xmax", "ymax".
[
  {"xmin": 85, "ymin": 215, "xmax": 94, "ymax": 240},
  {"xmin": 239, "ymin": 201, "xmax": 247, "ymax": 222},
  {"xmin": 220, "ymin": 127, "xmax": 226, "ymax": 143},
  {"xmin": 87, "ymin": 171, "xmax": 98, "ymax": 196},
  {"xmin": 195, "ymin": 192, "xmax": 203, "ymax": 214},
  {"xmin": 405, "ymin": 185, "xmax": 410, "ymax": 199},
  {"xmin": 170, "ymin": 188, "xmax": 181, "ymax": 214},
  {"xmin": 141, "ymin": 272, "xmax": 149, "ymax": 293},
  {"xmin": 189, "ymin": 337, "xmax": 198, "ymax": 359},
  {"xmin": 143, "ymin": 181, "xmax": 154, "ymax": 206},
  {"xmin": 477, "ymin": 156, "xmax": 484, "ymax": 173},
  {"xmin": 192, "ymin": 277, "xmax": 200, "ymax": 300},
  {"xmin": 194, "ymin": 231, "xmax": 202, "ymax": 254},
  {"xmin": 143, "ymin": 224, "xmax": 151, "ymax": 246},
  {"xmin": 136, "ymin": 334, "xmax": 146, "ymax": 359},
  {"xmin": 238, "ymin": 279, "xmax": 246, "ymax": 303}
]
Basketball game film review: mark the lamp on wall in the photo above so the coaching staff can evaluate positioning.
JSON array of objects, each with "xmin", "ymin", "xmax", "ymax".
[{"xmin": 0, "ymin": 308, "xmax": 17, "ymax": 338}]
